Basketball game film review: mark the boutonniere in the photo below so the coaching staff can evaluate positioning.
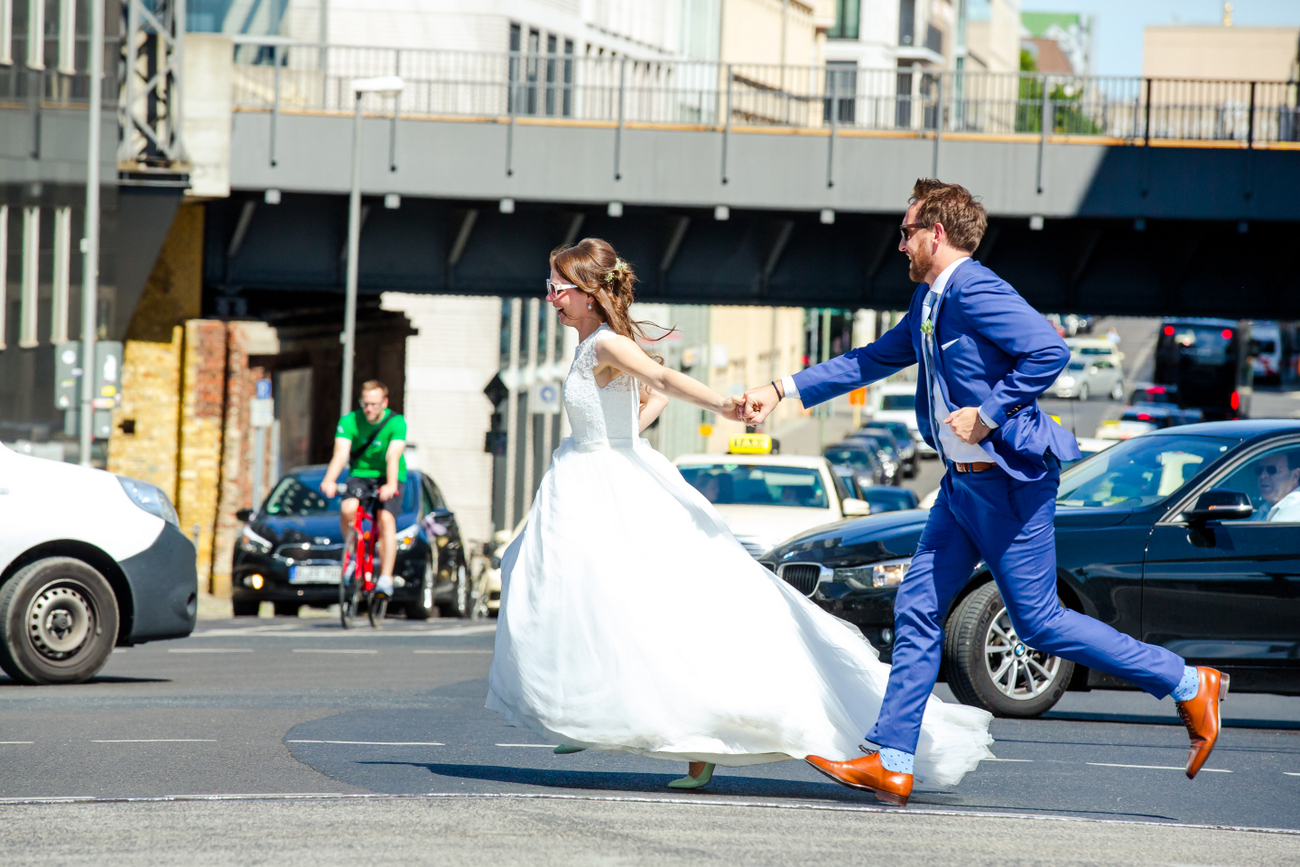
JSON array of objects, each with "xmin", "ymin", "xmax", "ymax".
[{"xmin": 920, "ymin": 320, "xmax": 934, "ymax": 335}]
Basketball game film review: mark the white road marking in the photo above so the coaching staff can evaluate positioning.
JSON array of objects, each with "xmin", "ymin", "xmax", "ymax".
[
  {"xmin": 413, "ymin": 649, "xmax": 493, "ymax": 654},
  {"xmin": 496, "ymin": 744, "xmax": 559, "ymax": 749},
  {"xmin": 286, "ymin": 740, "xmax": 444, "ymax": 746},
  {"xmin": 1285, "ymin": 772, "xmax": 1300, "ymax": 777},
  {"xmin": 192, "ymin": 624, "xmax": 497, "ymax": 639},
  {"xmin": 92, "ymin": 739, "xmax": 218, "ymax": 743},
  {"xmin": 0, "ymin": 741, "xmax": 34, "ymax": 745},
  {"xmin": 984, "ymin": 758, "xmax": 1034, "ymax": 762},
  {"xmin": 1087, "ymin": 763, "xmax": 1231, "ymax": 773},
  {"xmin": 168, "ymin": 648, "xmax": 253, "ymax": 653},
  {"xmin": 291, "ymin": 648, "xmax": 378, "ymax": 654}
]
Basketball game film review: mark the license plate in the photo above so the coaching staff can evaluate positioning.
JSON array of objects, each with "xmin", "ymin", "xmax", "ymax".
[{"xmin": 289, "ymin": 565, "xmax": 342, "ymax": 584}]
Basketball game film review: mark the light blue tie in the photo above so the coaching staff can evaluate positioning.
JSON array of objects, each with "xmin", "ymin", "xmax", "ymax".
[{"xmin": 920, "ymin": 289, "xmax": 947, "ymax": 466}]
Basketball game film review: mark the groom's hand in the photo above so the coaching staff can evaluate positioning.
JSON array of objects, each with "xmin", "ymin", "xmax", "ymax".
[
  {"xmin": 741, "ymin": 383, "xmax": 780, "ymax": 425},
  {"xmin": 944, "ymin": 407, "xmax": 990, "ymax": 444}
]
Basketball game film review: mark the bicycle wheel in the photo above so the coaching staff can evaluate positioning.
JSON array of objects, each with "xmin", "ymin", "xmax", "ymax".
[
  {"xmin": 340, "ymin": 532, "xmax": 361, "ymax": 630},
  {"xmin": 367, "ymin": 591, "xmax": 388, "ymax": 628}
]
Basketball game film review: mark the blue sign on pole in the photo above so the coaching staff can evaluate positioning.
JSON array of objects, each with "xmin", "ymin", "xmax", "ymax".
[{"xmin": 255, "ymin": 378, "xmax": 272, "ymax": 400}]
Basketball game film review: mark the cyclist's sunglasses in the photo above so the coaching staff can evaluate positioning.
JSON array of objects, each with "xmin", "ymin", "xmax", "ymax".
[
  {"xmin": 358, "ymin": 399, "xmax": 385, "ymax": 410},
  {"xmin": 900, "ymin": 222, "xmax": 931, "ymax": 243}
]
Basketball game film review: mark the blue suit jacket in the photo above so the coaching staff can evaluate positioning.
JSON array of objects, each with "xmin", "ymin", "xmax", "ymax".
[{"xmin": 792, "ymin": 259, "xmax": 1081, "ymax": 481}]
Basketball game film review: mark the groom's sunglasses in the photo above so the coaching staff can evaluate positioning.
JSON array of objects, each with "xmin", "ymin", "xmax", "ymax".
[{"xmin": 900, "ymin": 222, "xmax": 931, "ymax": 243}]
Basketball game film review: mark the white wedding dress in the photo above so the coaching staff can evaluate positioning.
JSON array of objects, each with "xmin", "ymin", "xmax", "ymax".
[{"xmin": 486, "ymin": 325, "xmax": 994, "ymax": 787}]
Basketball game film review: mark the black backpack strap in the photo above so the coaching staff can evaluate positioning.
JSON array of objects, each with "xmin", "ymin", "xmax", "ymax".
[{"xmin": 350, "ymin": 412, "xmax": 395, "ymax": 464}]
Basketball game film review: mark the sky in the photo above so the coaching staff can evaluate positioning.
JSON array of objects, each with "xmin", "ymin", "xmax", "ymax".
[{"xmin": 1020, "ymin": 0, "xmax": 1300, "ymax": 77}]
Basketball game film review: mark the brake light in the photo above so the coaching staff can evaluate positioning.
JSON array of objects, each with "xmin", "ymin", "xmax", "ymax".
[
  {"xmin": 1230, "ymin": 391, "xmax": 1240, "ymax": 410},
  {"xmin": 1148, "ymin": 385, "xmax": 1166, "ymax": 394},
  {"xmin": 1137, "ymin": 413, "xmax": 1152, "ymax": 420},
  {"xmin": 1163, "ymin": 325, "xmax": 1175, "ymax": 336},
  {"xmin": 1222, "ymin": 329, "xmax": 1233, "ymax": 340}
]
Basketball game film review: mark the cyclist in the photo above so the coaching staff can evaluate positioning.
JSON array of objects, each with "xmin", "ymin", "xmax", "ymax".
[{"xmin": 320, "ymin": 380, "xmax": 407, "ymax": 599}]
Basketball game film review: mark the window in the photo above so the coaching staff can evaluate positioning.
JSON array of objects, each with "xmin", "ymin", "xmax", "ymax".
[
  {"xmin": 1057, "ymin": 434, "xmax": 1237, "ymax": 510},
  {"xmin": 879, "ymin": 393, "xmax": 916, "ymax": 411},
  {"xmin": 898, "ymin": 0, "xmax": 915, "ymax": 46},
  {"xmin": 828, "ymin": 0, "xmax": 860, "ymax": 39},
  {"xmin": 823, "ymin": 60, "xmax": 857, "ymax": 124},
  {"xmin": 925, "ymin": 24, "xmax": 943, "ymax": 55},
  {"xmin": 1214, "ymin": 445, "xmax": 1300, "ymax": 522},
  {"xmin": 678, "ymin": 464, "xmax": 829, "ymax": 509}
]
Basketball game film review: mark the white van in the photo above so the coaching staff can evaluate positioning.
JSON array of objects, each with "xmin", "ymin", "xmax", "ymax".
[
  {"xmin": 1251, "ymin": 321, "xmax": 1283, "ymax": 383},
  {"xmin": 869, "ymin": 383, "xmax": 935, "ymax": 457}
]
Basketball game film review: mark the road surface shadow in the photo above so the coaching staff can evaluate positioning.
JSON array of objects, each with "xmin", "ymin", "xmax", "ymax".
[{"xmin": 0, "ymin": 676, "xmax": 171, "ymax": 687}]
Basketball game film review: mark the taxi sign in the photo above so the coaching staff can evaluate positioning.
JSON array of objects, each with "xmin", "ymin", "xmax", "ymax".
[{"xmin": 728, "ymin": 433, "xmax": 773, "ymax": 455}]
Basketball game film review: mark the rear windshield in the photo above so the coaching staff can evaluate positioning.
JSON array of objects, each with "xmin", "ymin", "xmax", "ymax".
[
  {"xmin": 1160, "ymin": 324, "xmax": 1234, "ymax": 365},
  {"xmin": 679, "ymin": 464, "xmax": 829, "ymax": 509},
  {"xmin": 879, "ymin": 393, "xmax": 916, "ymax": 411},
  {"xmin": 824, "ymin": 448, "xmax": 875, "ymax": 471}
]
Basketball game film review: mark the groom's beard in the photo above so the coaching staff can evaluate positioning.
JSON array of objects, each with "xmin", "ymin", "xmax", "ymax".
[{"xmin": 908, "ymin": 244, "xmax": 932, "ymax": 283}]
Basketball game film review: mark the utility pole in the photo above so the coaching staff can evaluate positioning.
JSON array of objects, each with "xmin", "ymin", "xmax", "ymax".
[{"xmin": 79, "ymin": 0, "xmax": 104, "ymax": 466}]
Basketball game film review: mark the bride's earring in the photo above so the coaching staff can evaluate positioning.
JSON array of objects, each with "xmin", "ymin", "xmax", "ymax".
[{"xmin": 587, "ymin": 300, "xmax": 592, "ymax": 310}]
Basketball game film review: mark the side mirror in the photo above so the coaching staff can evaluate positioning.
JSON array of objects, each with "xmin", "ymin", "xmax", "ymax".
[
  {"xmin": 842, "ymin": 497, "xmax": 873, "ymax": 518},
  {"xmin": 1185, "ymin": 489, "xmax": 1253, "ymax": 523},
  {"xmin": 235, "ymin": 508, "xmax": 253, "ymax": 522}
]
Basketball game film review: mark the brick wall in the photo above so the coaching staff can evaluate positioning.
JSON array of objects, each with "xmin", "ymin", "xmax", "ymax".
[
  {"xmin": 177, "ymin": 320, "xmax": 228, "ymax": 593},
  {"xmin": 107, "ymin": 326, "xmax": 183, "ymax": 497}
]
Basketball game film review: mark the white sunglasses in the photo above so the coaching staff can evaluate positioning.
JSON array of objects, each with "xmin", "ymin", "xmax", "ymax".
[{"xmin": 545, "ymin": 279, "xmax": 578, "ymax": 295}]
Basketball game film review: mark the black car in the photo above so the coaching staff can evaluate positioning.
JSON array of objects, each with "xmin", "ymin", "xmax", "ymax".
[
  {"xmin": 859, "ymin": 422, "xmax": 918, "ymax": 478},
  {"xmin": 824, "ymin": 444, "xmax": 884, "ymax": 490},
  {"xmin": 842, "ymin": 434, "xmax": 901, "ymax": 485},
  {"xmin": 232, "ymin": 466, "xmax": 471, "ymax": 619},
  {"xmin": 763, "ymin": 420, "xmax": 1300, "ymax": 718}
]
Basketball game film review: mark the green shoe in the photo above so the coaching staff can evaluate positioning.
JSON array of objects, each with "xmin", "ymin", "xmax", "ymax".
[
  {"xmin": 553, "ymin": 744, "xmax": 585, "ymax": 755},
  {"xmin": 667, "ymin": 762, "xmax": 715, "ymax": 789}
]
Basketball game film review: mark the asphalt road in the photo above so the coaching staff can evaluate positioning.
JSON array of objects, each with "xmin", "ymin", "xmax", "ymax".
[{"xmin": 1, "ymin": 618, "xmax": 1297, "ymax": 865}]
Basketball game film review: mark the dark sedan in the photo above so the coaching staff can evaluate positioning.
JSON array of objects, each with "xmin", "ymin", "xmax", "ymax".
[
  {"xmin": 232, "ymin": 466, "xmax": 471, "ymax": 619},
  {"xmin": 763, "ymin": 420, "xmax": 1300, "ymax": 718}
]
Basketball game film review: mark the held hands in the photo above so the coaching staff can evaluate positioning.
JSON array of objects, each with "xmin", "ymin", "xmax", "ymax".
[
  {"xmin": 739, "ymin": 383, "xmax": 780, "ymax": 426},
  {"xmin": 944, "ymin": 406, "xmax": 990, "ymax": 445},
  {"xmin": 724, "ymin": 394, "xmax": 751, "ymax": 423}
]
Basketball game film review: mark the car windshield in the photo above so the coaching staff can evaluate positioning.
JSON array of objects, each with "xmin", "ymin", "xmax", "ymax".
[
  {"xmin": 824, "ymin": 447, "xmax": 874, "ymax": 471},
  {"xmin": 853, "ymin": 436, "xmax": 896, "ymax": 457},
  {"xmin": 1077, "ymin": 346, "xmax": 1112, "ymax": 356},
  {"xmin": 263, "ymin": 470, "xmax": 418, "ymax": 516},
  {"xmin": 679, "ymin": 464, "xmax": 829, "ymax": 509},
  {"xmin": 880, "ymin": 393, "xmax": 915, "ymax": 411},
  {"xmin": 1067, "ymin": 360, "xmax": 1087, "ymax": 371},
  {"xmin": 1057, "ymin": 434, "xmax": 1238, "ymax": 509}
]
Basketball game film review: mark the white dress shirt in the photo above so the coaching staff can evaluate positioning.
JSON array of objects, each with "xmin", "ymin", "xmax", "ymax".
[
  {"xmin": 782, "ymin": 257, "xmax": 996, "ymax": 462},
  {"xmin": 1266, "ymin": 487, "xmax": 1300, "ymax": 522}
]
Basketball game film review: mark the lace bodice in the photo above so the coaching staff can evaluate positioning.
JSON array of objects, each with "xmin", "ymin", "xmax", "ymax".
[{"xmin": 563, "ymin": 325, "xmax": 639, "ymax": 444}]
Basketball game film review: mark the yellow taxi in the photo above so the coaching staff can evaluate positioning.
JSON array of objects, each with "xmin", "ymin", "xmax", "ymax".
[{"xmin": 673, "ymin": 434, "xmax": 872, "ymax": 558}]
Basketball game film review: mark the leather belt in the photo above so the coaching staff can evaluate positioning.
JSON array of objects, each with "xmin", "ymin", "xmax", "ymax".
[{"xmin": 953, "ymin": 461, "xmax": 995, "ymax": 473}]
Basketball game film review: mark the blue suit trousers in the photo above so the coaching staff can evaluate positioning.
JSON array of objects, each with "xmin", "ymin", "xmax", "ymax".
[{"xmin": 867, "ymin": 463, "xmax": 1187, "ymax": 755}]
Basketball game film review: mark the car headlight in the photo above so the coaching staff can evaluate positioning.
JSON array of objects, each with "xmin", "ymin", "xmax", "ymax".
[
  {"xmin": 117, "ymin": 476, "xmax": 179, "ymax": 527},
  {"xmin": 396, "ymin": 523, "xmax": 421, "ymax": 552},
  {"xmin": 1057, "ymin": 376, "xmax": 1075, "ymax": 386},
  {"xmin": 831, "ymin": 557, "xmax": 912, "ymax": 589},
  {"xmin": 238, "ymin": 525, "xmax": 273, "ymax": 554}
]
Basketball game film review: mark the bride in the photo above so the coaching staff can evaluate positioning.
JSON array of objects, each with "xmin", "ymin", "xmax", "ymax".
[{"xmin": 486, "ymin": 238, "xmax": 993, "ymax": 797}]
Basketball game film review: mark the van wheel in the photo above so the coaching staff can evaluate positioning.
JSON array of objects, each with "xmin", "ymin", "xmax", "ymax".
[
  {"xmin": 1110, "ymin": 380, "xmax": 1125, "ymax": 401},
  {"xmin": 1077, "ymin": 382, "xmax": 1090, "ymax": 402},
  {"xmin": 0, "ymin": 558, "xmax": 120, "ymax": 685},
  {"xmin": 943, "ymin": 582, "xmax": 1072, "ymax": 718}
]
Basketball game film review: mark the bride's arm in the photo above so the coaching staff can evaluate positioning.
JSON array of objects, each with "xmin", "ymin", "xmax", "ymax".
[
  {"xmin": 638, "ymin": 385, "xmax": 669, "ymax": 432},
  {"xmin": 596, "ymin": 335, "xmax": 741, "ymax": 418}
]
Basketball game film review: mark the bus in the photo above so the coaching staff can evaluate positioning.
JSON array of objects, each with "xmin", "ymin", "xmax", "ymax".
[{"xmin": 1153, "ymin": 318, "xmax": 1252, "ymax": 420}]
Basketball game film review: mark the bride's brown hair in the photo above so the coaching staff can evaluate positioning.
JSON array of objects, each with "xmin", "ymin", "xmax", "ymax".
[{"xmin": 550, "ymin": 238, "xmax": 674, "ymax": 355}]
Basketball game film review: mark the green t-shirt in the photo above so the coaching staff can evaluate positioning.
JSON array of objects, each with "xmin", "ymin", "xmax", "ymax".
[{"xmin": 336, "ymin": 409, "xmax": 408, "ymax": 481}]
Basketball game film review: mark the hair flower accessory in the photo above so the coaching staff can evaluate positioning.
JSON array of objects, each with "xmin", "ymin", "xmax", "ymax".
[{"xmin": 604, "ymin": 257, "xmax": 629, "ymax": 282}]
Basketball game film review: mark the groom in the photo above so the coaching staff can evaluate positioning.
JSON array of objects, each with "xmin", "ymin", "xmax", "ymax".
[{"xmin": 742, "ymin": 179, "xmax": 1227, "ymax": 806}]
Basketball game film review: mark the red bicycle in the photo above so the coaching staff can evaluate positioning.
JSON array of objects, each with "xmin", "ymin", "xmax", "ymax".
[{"xmin": 340, "ymin": 492, "xmax": 387, "ymax": 629}]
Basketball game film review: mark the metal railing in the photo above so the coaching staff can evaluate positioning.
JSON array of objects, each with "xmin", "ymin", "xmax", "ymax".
[{"xmin": 230, "ymin": 43, "xmax": 1300, "ymax": 147}]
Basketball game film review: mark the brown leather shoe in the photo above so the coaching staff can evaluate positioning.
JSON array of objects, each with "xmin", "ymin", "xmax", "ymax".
[
  {"xmin": 806, "ymin": 752, "xmax": 913, "ymax": 806},
  {"xmin": 1177, "ymin": 666, "xmax": 1229, "ymax": 779}
]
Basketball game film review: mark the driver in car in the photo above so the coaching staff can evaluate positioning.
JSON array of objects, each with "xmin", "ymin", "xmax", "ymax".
[{"xmin": 1258, "ymin": 452, "xmax": 1300, "ymax": 522}]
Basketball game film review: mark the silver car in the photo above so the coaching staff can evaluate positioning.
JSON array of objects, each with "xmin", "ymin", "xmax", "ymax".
[{"xmin": 1050, "ymin": 356, "xmax": 1125, "ymax": 401}]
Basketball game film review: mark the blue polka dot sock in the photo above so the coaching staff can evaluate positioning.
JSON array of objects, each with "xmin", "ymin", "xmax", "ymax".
[
  {"xmin": 1170, "ymin": 666, "xmax": 1200, "ymax": 702},
  {"xmin": 875, "ymin": 747, "xmax": 914, "ymax": 775}
]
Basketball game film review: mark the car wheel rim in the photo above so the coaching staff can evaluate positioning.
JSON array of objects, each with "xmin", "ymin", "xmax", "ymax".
[
  {"xmin": 28, "ymin": 584, "xmax": 94, "ymax": 660},
  {"xmin": 423, "ymin": 564, "xmax": 434, "ymax": 610},
  {"xmin": 983, "ymin": 606, "xmax": 1060, "ymax": 701}
]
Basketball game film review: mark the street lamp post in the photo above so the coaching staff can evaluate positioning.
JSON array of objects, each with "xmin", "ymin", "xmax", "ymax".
[
  {"xmin": 340, "ymin": 75, "xmax": 404, "ymax": 420},
  {"xmin": 79, "ymin": 0, "xmax": 105, "ymax": 466}
]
